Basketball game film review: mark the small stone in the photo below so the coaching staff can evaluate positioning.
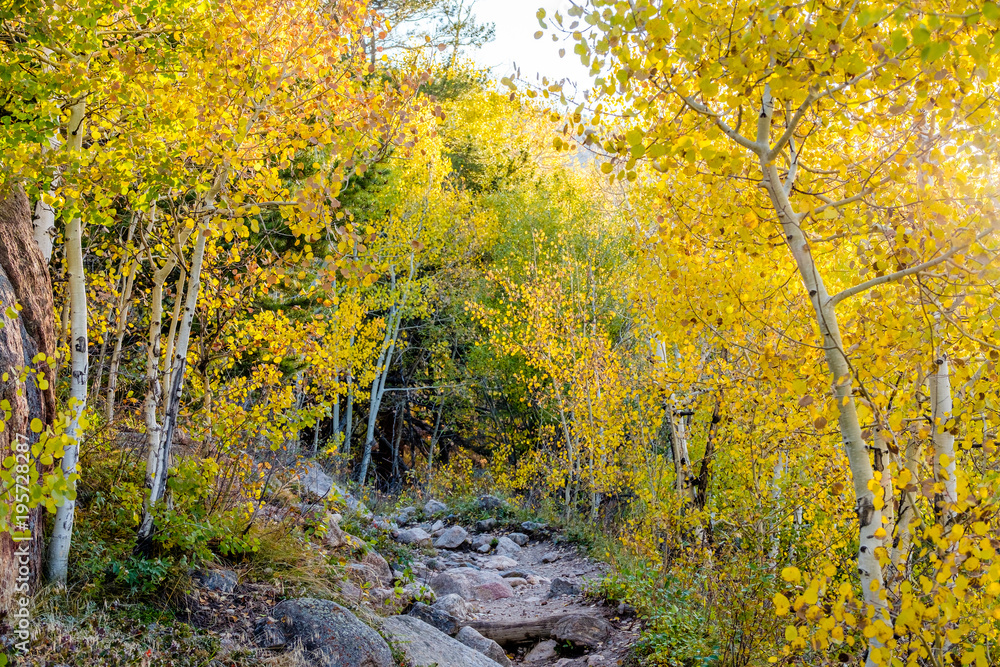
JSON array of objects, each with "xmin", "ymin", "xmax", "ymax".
[
  {"xmin": 476, "ymin": 543, "xmax": 491, "ymax": 553},
  {"xmin": 431, "ymin": 520, "xmax": 445, "ymax": 531},
  {"xmin": 471, "ymin": 535, "xmax": 492, "ymax": 550},
  {"xmin": 506, "ymin": 577, "xmax": 528, "ymax": 587},
  {"xmin": 456, "ymin": 626, "xmax": 512, "ymax": 666},
  {"xmin": 396, "ymin": 506, "xmax": 417, "ymax": 525},
  {"xmin": 434, "ymin": 525, "xmax": 470, "ymax": 550},
  {"xmin": 616, "ymin": 602, "xmax": 636, "ymax": 617},
  {"xmin": 372, "ymin": 516, "xmax": 398, "ymax": 531},
  {"xmin": 525, "ymin": 639, "xmax": 558, "ymax": 662},
  {"xmin": 425, "ymin": 499, "xmax": 448, "ymax": 515},
  {"xmin": 475, "ymin": 518, "xmax": 497, "ymax": 531},
  {"xmin": 500, "ymin": 568, "xmax": 537, "ymax": 579},
  {"xmin": 541, "ymin": 551, "xmax": 560, "ymax": 563},
  {"xmin": 507, "ymin": 532, "xmax": 529, "ymax": 546},
  {"xmin": 548, "ymin": 578, "xmax": 581, "ymax": 597},
  {"xmin": 408, "ymin": 601, "xmax": 459, "ymax": 635}
]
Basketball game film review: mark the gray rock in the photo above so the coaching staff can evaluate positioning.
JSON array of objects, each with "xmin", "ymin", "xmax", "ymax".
[
  {"xmin": 431, "ymin": 519, "xmax": 445, "ymax": 531},
  {"xmin": 541, "ymin": 551, "xmax": 560, "ymax": 563},
  {"xmin": 408, "ymin": 601, "xmax": 460, "ymax": 635},
  {"xmin": 372, "ymin": 515, "xmax": 398, "ymax": 531},
  {"xmin": 381, "ymin": 615, "xmax": 501, "ymax": 667},
  {"xmin": 432, "ymin": 593, "xmax": 474, "ymax": 620},
  {"xmin": 362, "ymin": 550, "xmax": 393, "ymax": 585},
  {"xmin": 494, "ymin": 536, "xmax": 521, "ymax": 557},
  {"xmin": 434, "ymin": 525, "xmax": 470, "ymax": 550},
  {"xmin": 456, "ymin": 626, "xmax": 511, "ymax": 666},
  {"xmin": 299, "ymin": 463, "xmax": 335, "ymax": 498},
  {"xmin": 525, "ymin": 639, "xmax": 558, "ymax": 662},
  {"xmin": 253, "ymin": 617, "xmax": 286, "ymax": 648},
  {"xmin": 521, "ymin": 521, "xmax": 547, "ymax": 533},
  {"xmin": 396, "ymin": 506, "xmax": 418, "ymax": 525},
  {"xmin": 507, "ymin": 532, "xmax": 529, "ymax": 546},
  {"xmin": 268, "ymin": 598, "xmax": 393, "ymax": 667},
  {"xmin": 548, "ymin": 578, "xmax": 582, "ymax": 597},
  {"xmin": 476, "ymin": 543, "xmax": 491, "ymax": 553},
  {"xmin": 429, "ymin": 567, "xmax": 515, "ymax": 601},
  {"xmin": 500, "ymin": 568, "xmax": 537, "ymax": 579},
  {"xmin": 552, "ymin": 614, "xmax": 612, "ymax": 648},
  {"xmin": 425, "ymin": 499, "xmax": 448, "ymax": 515},
  {"xmin": 396, "ymin": 527, "xmax": 433, "ymax": 547},
  {"xmin": 482, "ymin": 555, "xmax": 518, "ymax": 570},
  {"xmin": 475, "ymin": 518, "xmax": 497, "ymax": 531},
  {"xmin": 477, "ymin": 495, "xmax": 505, "ymax": 511},
  {"xmin": 194, "ymin": 568, "xmax": 237, "ymax": 593},
  {"xmin": 346, "ymin": 563, "xmax": 382, "ymax": 588}
]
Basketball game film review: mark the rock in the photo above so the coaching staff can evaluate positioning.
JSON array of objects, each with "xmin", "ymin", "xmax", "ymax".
[
  {"xmin": 434, "ymin": 525, "xmax": 470, "ymax": 550},
  {"xmin": 471, "ymin": 534, "xmax": 492, "ymax": 550},
  {"xmin": 372, "ymin": 515, "xmax": 398, "ymax": 531},
  {"xmin": 587, "ymin": 655, "xmax": 608, "ymax": 666},
  {"xmin": 346, "ymin": 563, "xmax": 382, "ymax": 588},
  {"xmin": 362, "ymin": 551, "xmax": 393, "ymax": 585},
  {"xmin": 506, "ymin": 577, "xmax": 529, "ymax": 587},
  {"xmin": 431, "ymin": 519, "xmax": 445, "ymax": 531},
  {"xmin": 425, "ymin": 557, "xmax": 444, "ymax": 571},
  {"xmin": 475, "ymin": 518, "xmax": 497, "ymax": 531},
  {"xmin": 616, "ymin": 602, "xmax": 636, "ymax": 617},
  {"xmin": 343, "ymin": 533, "xmax": 366, "ymax": 551},
  {"xmin": 194, "ymin": 568, "xmax": 237, "ymax": 593},
  {"xmin": 322, "ymin": 514, "xmax": 347, "ymax": 549},
  {"xmin": 482, "ymin": 555, "xmax": 518, "ymax": 570},
  {"xmin": 494, "ymin": 536, "xmax": 521, "ymax": 557},
  {"xmin": 521, "ymin": 521, "xmax": 547, "ymax": 533},
  {"xmin": 345, "ymin": 494, "xmax": 372, "ymax": 518},
  {"xmin": 524, "ymin": 639, "xmax": 558, "ymax": 662},
  {"xmin": 396, "ymin": 506, "xmax": 417, "ymax": 525},
  {"xmin": 402, "ymin": 582, "xmax": 436, "ymax": 605},
  {"xmin": 425, "ymin": 499, "xmax": 448, "ymax": 515},
  {"xmin": 381, "ymin": 615, "xmax": 501, "ymax": 667},
  {"xmin": 432, "ymin": 593, "xmax": 474, "ymax": 620},
  {"xmin": 299, "ymin": 463, "xmax": 335, "ymax": 498},
  {"xmin": 253, "ymin": 616, "xmax": 286, "ymax": 648},
  {"xmin": 548, "ymin": 578, "xmax": 582, "ymax": 597},
  {"xmin": 268, "ymin": 598, "xmax": 393, "ymax": 667},
  {"xmin": 338, "ymin": 578, "xmax": 363, "ymax": 603},
  {"xmin": 429, "ymin": 567, "xmax": 515, "ymax": 602},
  {"xmin": 541, "ymin": 551, "xmax": 560, "ymax": 563},
  {"xmin": 476, "ymin": 543, "xmax": 491, "ymax": 553},
  {"xmin": 408, "ymin": 602, "xmax": 460, "ymax": 635},
  {"xmin": 456, "ymin": 626, "xmax": 512, "ymax": 666},
  {"xmin": 500, "ymin": 568, "xmax": 537, "ymax": 579},
  {"xmin": 477, "ymin": 495, "xmax": 505, "ymax": 511},
  {"xmin": 507, "ymin": 532, "xmax": 529, "ymax": 546},
  {"xmin": 552, "ymin": 614, "xmax": 612, "ymax": 648}
]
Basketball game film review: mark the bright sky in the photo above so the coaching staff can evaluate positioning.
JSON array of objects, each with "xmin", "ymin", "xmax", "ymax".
[{"xmin": 469, "ymin": 0, "xmax": 595, "ymax": 93}]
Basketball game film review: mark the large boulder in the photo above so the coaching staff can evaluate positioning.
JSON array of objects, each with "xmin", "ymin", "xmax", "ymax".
[
  {"xmin": 552, "ymin": 614, "xmax": 612, "ymax": 648},
  {"xmin": 381, "ymin": 615, "xmax": 500, "ymax": 667},
  {"xmin": 396, "ymin": 527, "xmax": 433, "ymax": 547},
  {"xmin": 263, "ymin": 598, "xmax": 393, "ymax": 667},
  {"xmin": 456, "ymin": 626, "xmax": 511, "ymax": 666},
  {"xmin": 429, "ymin": 567, "xmax": 514, "ymax": 602},
  {"xmin": 434, "ymin": 525, "xmax": 470, "ymax": 550}
]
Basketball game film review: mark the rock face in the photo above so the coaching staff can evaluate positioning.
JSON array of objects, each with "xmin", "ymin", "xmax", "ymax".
[
  {"xmin": 432, "ymin": 593, "xmax": 474, "ymax": 620},
  {"xmin": 429, "ymin": 567, "xmax": 514, "ymax": 602},
  {"xmin": 553, "ymin": 614, "xmax": 612, "ymax": 648},
  {"xmin": 424, "ymin": 499, "xmax": 448, "ymax": 515},
  {"xmin": 549, "ymin": 578, "xmax": 582, "ymax": 597},
  {"xmin": 434, "ymin": 525, "xmax": 470, "ymax": 549},
  {"xmin": 396, "ymin": 527, "xmax": 433, "ymax": 547},
  {"xmin": 408, "ymin": 601, "xmax": 459, "ymax": 635},
  {"xmin": 265, "ymin": 598, "xmax": 394, "ymax": 667},
  {"xmin": 380, "ymin": 615, "xmax": 502, "ymax": 667},
  {"xmin": 456, "ymin": 626, "xmax": 512, "ymax": 666},
  {"xmin": 194, "ymin": 568, "xmax": 237, "ymax": 593}
]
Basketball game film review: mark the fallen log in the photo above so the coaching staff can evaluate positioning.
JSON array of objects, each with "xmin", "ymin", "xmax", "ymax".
[{"xmin": 464, "ymin": 613, "xmax": 575, "ymax": 646}]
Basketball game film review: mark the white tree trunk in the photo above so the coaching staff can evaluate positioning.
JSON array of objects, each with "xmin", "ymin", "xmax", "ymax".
[
  {"xmin": 46, "ymin": 100, "xmax": 87, "ymax": 585},
  {"xmin": 31, "ymin": 133, "xmax": 61, "ymax": 263},
  {"xmin": 929, "ymin": 353, "xmax": 957, "ymax": 522}
]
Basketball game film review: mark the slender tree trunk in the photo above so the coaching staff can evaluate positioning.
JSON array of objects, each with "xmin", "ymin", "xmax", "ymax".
[
  {"xmin": 160, "ymin": 266, "xmax": 186, "ymax": 414},
  {"xmin": 359, "ymin": 304, "xmax": 401, "ymax": 486},
  {"xmin": 47, "ymin": 99, "xmax": 87, "ymax": 586},
  {"xmin": 929, "ymin": 353, "xmax": 957, "ymax": 524},
  {"xmin": 891, "ymin": 437, "xmax": 921, "ymax": 575},
  {"xmin": 30, "ymin": 133, "xmax": 61, "ymax": 264}
]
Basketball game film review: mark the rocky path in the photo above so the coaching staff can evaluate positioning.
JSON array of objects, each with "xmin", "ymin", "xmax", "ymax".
[{"xmin": 387, "ymin": 498, "xmax": 641, "ymax": 666}]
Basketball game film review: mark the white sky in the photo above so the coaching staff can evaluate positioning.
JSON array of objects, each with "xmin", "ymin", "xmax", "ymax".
[{"xmin": 468, "ymin": 0, "xmax": 594, "ymax": 93}]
